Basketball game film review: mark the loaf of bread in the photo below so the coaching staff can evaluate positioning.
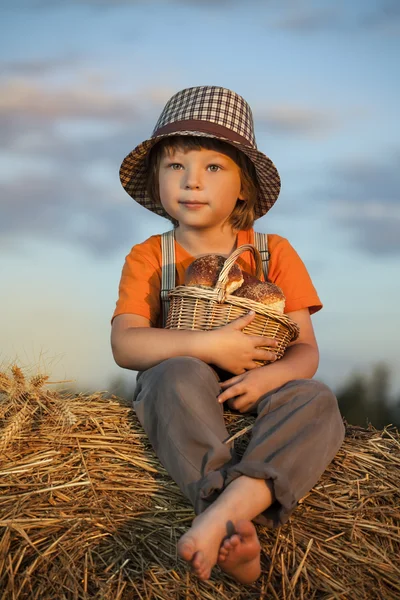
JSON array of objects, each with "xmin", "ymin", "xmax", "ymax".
[
  {"xmin": 232, "ymin": 270, "xmax": 285, "ymax": 313},
  {"xmin": 184, "ymin": 254, "xmax": 244, "ymax": 294},
  {"xmin": 184, "ymin": 256, "xmax": 285, "ymax": 313}
]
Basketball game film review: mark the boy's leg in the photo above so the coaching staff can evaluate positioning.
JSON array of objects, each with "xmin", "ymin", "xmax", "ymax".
[
  {"xmin": 135, "ymin": 367, "xmax": 344, "ymax": 582},
  {"xmin": 133, "ymin": 356, "xmax": 238, "ymax": 514},
  {"xmin": 177, "ymin": 379, "xmax": 344, "ymax": 582},
  {"xmin": 134, "ymin": 357, "xmax": 268, "ymax": 582},
  {"xmin": 224, "ymin": 378, "xmax": 345, "ymax": 527}
]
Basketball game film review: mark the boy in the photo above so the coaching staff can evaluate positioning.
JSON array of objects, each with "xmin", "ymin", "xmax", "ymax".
[{"xmin": 111, "ymin": 86, "xmax": 345, "ymax": 584}]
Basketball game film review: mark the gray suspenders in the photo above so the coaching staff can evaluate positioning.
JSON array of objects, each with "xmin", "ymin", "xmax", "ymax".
[
  {"xmin": 160, "ymin": 229, "xmax": 176, "ymax": 326},
  {"xmin": 160, "ymin": 229, "xmax": 270, "ymax": 327},
  {"xmin": 253, "ymin": 231, "xmax": 270, "ymax": 282}
]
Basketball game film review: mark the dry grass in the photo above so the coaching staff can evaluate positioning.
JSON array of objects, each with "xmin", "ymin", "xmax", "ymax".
[{"xmin": 0, "ymin": 365, "xmax": 399, "ymax": 599}]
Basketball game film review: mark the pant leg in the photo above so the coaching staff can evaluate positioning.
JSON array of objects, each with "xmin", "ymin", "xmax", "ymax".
[
  {"xmin": 224, "ymin": 379, "xmax": 345, "ymax": 528},
  {"xmin": 133, "ymin": 356, "xmax": 239, "ymax": 514}
]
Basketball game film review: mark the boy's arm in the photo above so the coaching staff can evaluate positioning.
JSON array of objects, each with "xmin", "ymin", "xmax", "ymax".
[
  {"xmin": 258, "ymin": 307, "xmax": 320, "ymax": 385},
  {"xmin": 111, "ymin": 312, "xmax": 279, "ymax": 373},
  {"xmin": 111, "ymin": 314, "xmax": 211, "ymax": 370}
]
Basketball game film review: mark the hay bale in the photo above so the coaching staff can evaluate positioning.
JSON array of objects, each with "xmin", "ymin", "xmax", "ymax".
[{"xmin": 1, "ymin": 365, "xmax": 399, "ymax": 599}]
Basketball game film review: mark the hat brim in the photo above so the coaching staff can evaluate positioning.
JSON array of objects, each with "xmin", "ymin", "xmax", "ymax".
[{"xmin": 119, "ymin": 130, "xmax": 281, "ymax": 220}]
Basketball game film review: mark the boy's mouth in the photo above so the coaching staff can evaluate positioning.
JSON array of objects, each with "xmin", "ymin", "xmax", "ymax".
[{"xmin": 179, "ymin": 201, "xmax": 208, "ymax": 208}]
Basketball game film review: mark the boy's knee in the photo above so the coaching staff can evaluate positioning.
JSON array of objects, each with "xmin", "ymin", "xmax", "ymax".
[
  {"xmin": 299, "ymin": 378, "xmax": 335, "ymax": 398},
  {"xmin": 293, "ymin": 379, "xmax": 339, "ymax": 412},
  {"xmin": 269, "ymin": 379, "xmax": 342, "ymax": 422},
  {"xmin": 300, "ymin": 379, "xmax": 344, "ymax": 434}
]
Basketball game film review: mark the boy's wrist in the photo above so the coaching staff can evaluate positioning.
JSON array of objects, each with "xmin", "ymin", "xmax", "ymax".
[{"xmin": 194, "ymin": 330, "xmax": 215, "ymax": 365}]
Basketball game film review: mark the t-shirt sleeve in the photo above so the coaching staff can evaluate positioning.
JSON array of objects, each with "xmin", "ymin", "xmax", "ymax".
[
  {"xmin": 112, "ymin": 242, "xmax": 162, "ymax": 326},
  {"xmin": 269, "ymin": 237, "xmax": 322, "ymax": 315}
]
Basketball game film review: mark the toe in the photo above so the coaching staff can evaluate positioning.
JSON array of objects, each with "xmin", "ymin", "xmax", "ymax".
[
  {"xmin": 223, "ymin": 539, "xmax": 232, "ymax": 550},
  {"xmin": 177, "ymin": 536, "xmax": 196, "ymax": 562},
  {"xmin": 230, "ymin": 534, "xmax": 241, "ymax": 548},
  {"xmin": 199, "ymin": 568, "xmax": 210, "ymax": 581},
  {"xmin": 235, "ymin": 520, "xmax": 258, "ymax": 541},
  {"xmin": 192, "ymin": 550, "xmax": 204, "ymax": 570},
  {"xmin": 195, "ymin": 561, "xmax": 210, "ymax": 580}
]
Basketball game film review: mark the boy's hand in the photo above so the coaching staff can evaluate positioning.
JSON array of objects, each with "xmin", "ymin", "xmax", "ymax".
[
  {"xmin": 207, "ymin": 311, "xmax": 278, "ymax": 375},
  {"xmin": 217, "ymin": 368, "xmax": 269, "ymax": 413}
]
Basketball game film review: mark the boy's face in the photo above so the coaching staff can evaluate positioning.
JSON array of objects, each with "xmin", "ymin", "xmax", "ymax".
[{"xmin": 158, "ymin": 147, "xmax": 244, "ymax": 230}]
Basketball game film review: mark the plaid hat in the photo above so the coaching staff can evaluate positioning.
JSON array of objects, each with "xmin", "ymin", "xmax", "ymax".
[{"xmin": 119, "ymin": 85, "xmax": 281, "ymax": 220}]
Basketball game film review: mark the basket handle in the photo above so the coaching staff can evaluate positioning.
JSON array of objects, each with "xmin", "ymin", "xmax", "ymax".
[{"xmin": 215, "ymin": 244, "xmax": 263, "ymax": 302}]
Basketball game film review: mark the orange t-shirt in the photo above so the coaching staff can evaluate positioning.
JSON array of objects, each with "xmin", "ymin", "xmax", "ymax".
[{"xmin": 112, "ymin": 228, "xmax": 322, "ymax": 327}]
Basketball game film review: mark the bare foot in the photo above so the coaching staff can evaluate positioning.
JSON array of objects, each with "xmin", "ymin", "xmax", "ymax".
[
  {"xmin": 177, "ymin": 514, "xmax": 227, "ymax": 580},
  {"xmin": 217, "ymin": 520, "xmax": 261, "ymax": 584}
]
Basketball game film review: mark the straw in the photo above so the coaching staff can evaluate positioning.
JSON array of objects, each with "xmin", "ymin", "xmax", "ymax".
[{"xmin": 1, "ymin": 365, "xmax": 399, "ymax": 599}]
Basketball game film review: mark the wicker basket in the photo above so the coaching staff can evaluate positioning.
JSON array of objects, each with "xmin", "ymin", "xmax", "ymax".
[{"xmin": 165, "ymin": 244, "xmax": 300, "ymax": 364}]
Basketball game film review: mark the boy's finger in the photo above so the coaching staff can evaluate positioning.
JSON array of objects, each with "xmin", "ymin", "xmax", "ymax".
[
  {"xmin": 218, "ymin": 386, "xmax": 240, "ymax": 403},
  {"xmin": 219, "ymin": 392, "xmax": 240, "ymax": 404},
  {"xmin": 219, "ymin": 375, "xmax": 241, "ymax": 388},
  {"xmin": 218, "ymin": 389, "xmax": 233, "ymax": 402},
  {"xmin": 228, "ymin": 310, "xmax": 256, "ymax": 329},
  {"xmin": 253, "ymin": 337, "xmax": 279, "ymax": 347},
  {"xmin": 255, "ymin": 349, "xmax": 277, "ymax": 362}
]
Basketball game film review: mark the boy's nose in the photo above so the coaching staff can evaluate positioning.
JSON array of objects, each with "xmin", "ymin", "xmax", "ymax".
[{"xmin": 183, "ymin": 169, "xmax": 202, "ymax": 189}]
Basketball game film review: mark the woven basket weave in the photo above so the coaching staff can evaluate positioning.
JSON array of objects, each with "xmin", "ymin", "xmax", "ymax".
[{"xmin": 166, "ymin": 244, "xmax": 300, "ymax": 364}]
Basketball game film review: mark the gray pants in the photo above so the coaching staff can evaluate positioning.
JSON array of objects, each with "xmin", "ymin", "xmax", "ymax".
[{"xmin": 134, "ymin": 357, "xmax": 345, "ymax": 527}]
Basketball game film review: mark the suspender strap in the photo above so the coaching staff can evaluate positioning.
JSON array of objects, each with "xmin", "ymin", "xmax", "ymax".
[
  {"xmin": 253, "ymin": 231, "xmax": 270, "ymax": 281},
  {"xmin": 161, "ymin": 229, "xmax": 176, "ymax": 327}
]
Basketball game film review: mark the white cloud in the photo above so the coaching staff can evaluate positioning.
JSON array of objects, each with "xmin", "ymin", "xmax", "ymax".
[{"xmin": 0, "ymin": 78, "xmax": 138, "ymax": 121}]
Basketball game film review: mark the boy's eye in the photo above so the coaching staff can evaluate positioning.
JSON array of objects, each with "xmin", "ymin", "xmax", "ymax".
[
  {"xmin": 208, "ymin": 165, "xmax": 221, "ymax": 172},
  {"xmin": 169, "ymin": 163, "xmax": 183, "ymax": 170}
]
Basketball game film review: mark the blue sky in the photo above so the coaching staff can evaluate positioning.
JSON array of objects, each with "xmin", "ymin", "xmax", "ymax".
[{"xmin": 1, "ymin": 0, "xmax": 399, "ymax": 397}]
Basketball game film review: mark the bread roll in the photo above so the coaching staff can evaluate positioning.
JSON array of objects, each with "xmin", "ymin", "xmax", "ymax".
[
  {"xmin": 185, "ymin": 255, "xmax": 244, "ymax": 294},
  {"xmin": 233, "ymin": 270, "xmax": 285, "ymax": 313}
]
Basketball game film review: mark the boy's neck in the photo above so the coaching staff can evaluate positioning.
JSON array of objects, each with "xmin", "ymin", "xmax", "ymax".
[{"xmin": 174, "ymin": 226, "xmax": 238, "ymax": 257}]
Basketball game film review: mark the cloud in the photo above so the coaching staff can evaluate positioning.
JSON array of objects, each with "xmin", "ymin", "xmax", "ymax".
[
  {"xmin": 5, "ymin": 0, "xmax": 400, "ymax": 30},
  {"xmin": 0, "ymin": 71, "xmax": 396, "ymax": 259},
  {"xmin": 0, "ymin": 170, "xmax": 150, "ymax": 256},
  {"xmin": 274, "ymin": 0, "xmax": 400, "ymax": 34},
  {"xmin": 0, "ymin": 77, "xmax": 174, "ymax": 255},
  {"xmin": 3, "ymin": 0, "xmax": 139, "ymax": 9},
  {"xmin": 0, "ymin": 78, "xmax": 139, "ymax": 121},
  {"xmin": 0, "ymin": 117, "xmax": 165, "ymax": 256},
  {"xmin": 360, "ymin": 0, "xmax": 400, "ymax": 30},
  {"xmin": 0, "ymin": 75, "xmax": 176, "ymax": 159},
  {"xmin": 332, "ymin": 201, "xmax": 400, "ymax": 255},
  {"xmin": 4, "ymin": 0, "xmax": 238, "ymax": 10},
  {"xmin": 275, "ymin": 5, "xmax": 342, "ymax": 33},
  {"xmin": 330, "ymin": 156, "xmax": 400, "ymax": 206},
  {"xmin": 0, "ymin": 76, "xmax": 176, "ymax": 149},
  {"xmin": 319, "ymin": 154, "xmax": 400, "ymax": 255},
  {"xmin": 255, "ymin": 105, "xmax": 339, "ymax": 138},
  {"xmin": 0, "ymin": 57, "xmax": 82, "ymax": 77}
]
